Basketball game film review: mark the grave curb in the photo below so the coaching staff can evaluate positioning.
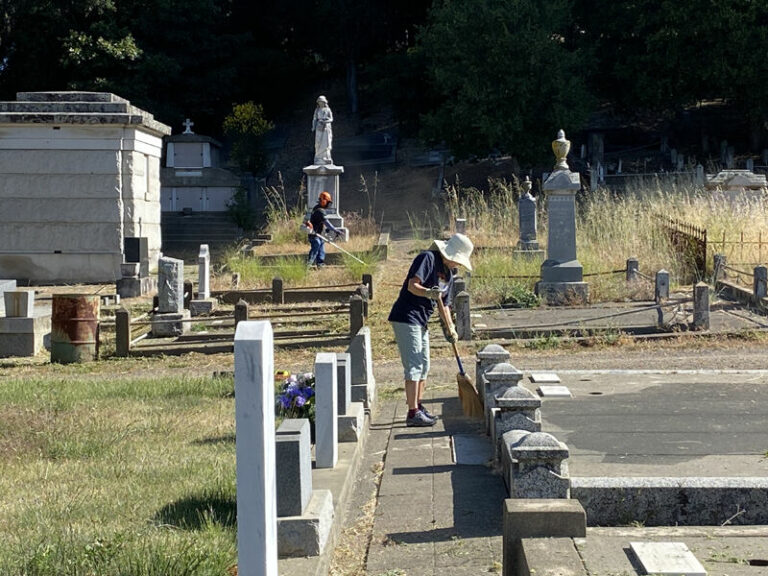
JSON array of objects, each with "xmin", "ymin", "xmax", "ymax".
[{"xmin": 277, "ymin": 411, "xmax": 370, "ymax": 575}]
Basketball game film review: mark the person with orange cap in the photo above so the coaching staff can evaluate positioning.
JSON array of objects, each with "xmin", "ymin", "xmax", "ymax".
[
  {"xmin": 305, "ymin": 191, "xmax": 342, "ymax": 267},
  {"xmin": 388, "ymin": 233, "xmax": 473, "ymax": 426}
]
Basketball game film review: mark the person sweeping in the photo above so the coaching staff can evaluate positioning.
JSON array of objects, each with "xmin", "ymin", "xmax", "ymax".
[
  {"xmin": 305, "ymin": 191, "xmax": 342, "ymax": 267},
  {"xmin": 388, "ymin": 233, "xmax": 473, "ymax": 427}
]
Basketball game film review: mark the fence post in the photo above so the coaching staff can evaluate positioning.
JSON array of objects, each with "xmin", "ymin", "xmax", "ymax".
[
  {"xmin": 626, "ymin": 257, "xmax": 639, "ymax": 282},
  {"xmin": 115, "ymin": 307, "xmax": 130, "ymax": 357},
  {"xmin": 235, "ymin": 299, "xmax": 249, "ymax": 327},
  {"xmin": 231, "ymin": 272, "xmax": 241, "ymax": 290},
  {"xmin": 355, "ymin": 284, "xmax": 369, "ymax": 318},
  {"xmin": 362, "ymin": 273, "xmax": 373, "ymax": 301},
  {"xmin": 713, "ymin": 253, "xmax": 727, "ymax": 282},
  {"xmin": 455, "ymin": 290, "xmax": 471, "ymax": 341},
  {"xmin": 655, "ymin": 270, "xmax": 670, "ymax": 303},
  {"xmin": 349, "ymin": 295, "xmax": 365, "ymax": 337},
  {"xmin": 272, "ymin": 277, "xmax": 284, "ymax": 305},
  {"xmin": 453, "ymin": 276, "xmax": 467, "ymax": 302},
  {"xmin": 753, "ymin": 266, "xmax": 767, "ymax": 301},
  {"xmin": 693, "ymin": 282, "xmax": 710, "ymax": 331}
]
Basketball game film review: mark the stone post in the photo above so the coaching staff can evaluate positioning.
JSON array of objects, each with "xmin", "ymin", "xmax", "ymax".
[
  {"xmin": 335, "ymin": 352, "xmax": 351, "ymax": 416},
  {"xmin": 483, "ymin": 362, "xmax": 524, "ymax": 434},
  {"xmin": 502, "ymin": 431, "xmax": 570, "ymax": 499},
  {"xmin": 349, "ymin": 295, "xmax": 364, "ymax": 337},
  {"xmin": 355, "ymin": 284, "xmax": 369, "ymax": 318},
  {"xmin": 491, "ymin": 386, "xmax": 542, "ymax": 462},
  {"xmin": 626, "ymin": 257, "xmax": 639, "ymax": 282},
  {"xmin": 232, "ymin": 272, "xmax": 241, "ymax": 289},
  {"xmin": 516, "ymin": 176, "xmax": 540, "ymax": 252},
  {"xmin": 235, "ymin": 299, "xmax": 249, "ymax": 327},
  {"xmin": 362, "ymin": 273, "xmax": 373, "ymax": 301},
  {"xmin": 115, "ymin": 308, "xmax": 130, "ymax": 357},
  {"xmin": 183, "ymin": 280, "xmax": 193, "ymax": 309},
  {"xmin": 198, "ymin": 244, "xmax": 210, "ymax": 299},
  {"xmin": 713, "ymin": 254, "xmax": 727, "ymax": 281},
  {"xmin": 655, "ymin": 270, "xmax": 670, "ymax": 303},
  {"xmin": 536, "ymin": 130, "xmax": 588, "ymax": 305},
  {"xmin": 695, "ymin": 164, "xmax": 705, "ymax": 187},
  {"xmin": 693, "ymin": 282, "xmax": 710, "ymax": 331},
  {"xmin": 455, "ymin": 218, "xmax": 467, "ymax": 234},
  {"xmin": 272, "ymin": 277, "xmax": 284, "ymax": 305},
  {"xmin": 336, "ymin": 352, "xmax": 364, "ymax": 442},
  {"xmin": 753, "ymin": 266, "xmax": 767, "ymax": 301},
  {"xmin": 476, "ymin": 344, "xmax": 511, "ymax": 405},
  {"xmin": 234, "ymin": 321, "xmax": 278, "ymax": 576},
  {"xmin": 314, "ymin": 353, "xmax": 338, "ymax": 469},
  {"xmin": 453, "ymin": 276, "xmax": 467, "ymax": 302},
  {"xmin": 455, "ymin": 290, "xmax": 471, "ymax": 341}
]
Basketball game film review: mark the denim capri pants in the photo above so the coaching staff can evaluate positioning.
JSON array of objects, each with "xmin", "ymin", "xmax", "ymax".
[{"xmin": 391, "ymin": 321, "xmax": 430, "ymax": 381}]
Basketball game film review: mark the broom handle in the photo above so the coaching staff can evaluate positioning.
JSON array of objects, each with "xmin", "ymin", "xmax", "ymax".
[{"xmin": 436, "ymin": 293, "xmax": 466, "ymax": 375}]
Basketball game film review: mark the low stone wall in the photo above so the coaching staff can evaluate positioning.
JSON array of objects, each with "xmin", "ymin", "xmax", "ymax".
[{"xmin": 572, "ymin": 476, "xmax": 768, "ymax": 526}]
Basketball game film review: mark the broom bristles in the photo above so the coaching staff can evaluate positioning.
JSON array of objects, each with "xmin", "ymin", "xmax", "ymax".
[{"xmin": 457, "ymin": 373, "xmax": 484, "ymax": 419}]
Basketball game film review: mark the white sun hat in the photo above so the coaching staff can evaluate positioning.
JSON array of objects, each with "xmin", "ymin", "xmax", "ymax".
[{"xmin": 431, "ymin": 233, "xmax": 474, "ymax": 272}]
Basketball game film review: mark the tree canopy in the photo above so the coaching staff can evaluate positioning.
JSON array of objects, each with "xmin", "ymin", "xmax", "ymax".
[{"xmin": 0, "ymin": 0, "xmax": 766, "ymax": 159}]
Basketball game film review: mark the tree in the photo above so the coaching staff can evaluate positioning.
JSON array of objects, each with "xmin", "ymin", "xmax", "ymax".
[
  {"xmin": 418, "ymin": 0, "xmax": 594, "ymax": 163},
  {"xmin": 223, "ymin": 101, "xmax": 273, "ymax": 173}
]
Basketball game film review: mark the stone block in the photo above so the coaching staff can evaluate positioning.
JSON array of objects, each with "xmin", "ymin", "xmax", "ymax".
[
  {"xmin": 0, "ymin": 315, "xmax": 50, "ymax": 357},
  {"xmin": 4, "ymin": 290, "xmax": 34, "ymax": 317},
  {"xmin": 189, "ymin": 298, "xmax": 217, "ymax": 317},
  {"xmin": 535, "ymin": 281, "xmax": 589, "ymax": 306},
  {"xmin": 630, "ymin": 542, "xmax": 706, "ymax": 576},
  {"xmin": 503, "ymin": 499, "xmax": 586, "ymax": 541},
  {"xmin": 338, "ymin": 401, "xmax": 365, "ymax": 443},
  {"xmin": 277, "ymin": 489, "xmax": 334, "ymax": 558},
  {"xmin": 151, "ymin": 310, "xmax": 190, "ymax": 337},
  {"xmin": 116, "ymin": 276, "xmax": 155, "ymax": 298},
  {"xmin": 275, "ymin": 419, "xmax": 312, "ymax": 517},
  {"xmin": 508, "ymin": 538, "xmax": 588, "ymax": 576}
]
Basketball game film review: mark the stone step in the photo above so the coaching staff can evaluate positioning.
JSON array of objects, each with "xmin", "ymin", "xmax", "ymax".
[{"xmin": 16, "ymin": 91, "xmax": 128, "ymax": 103}]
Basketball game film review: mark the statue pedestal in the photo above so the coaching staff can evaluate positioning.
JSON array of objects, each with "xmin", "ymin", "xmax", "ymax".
[{"xmin": 303, "ymin": 164, "xmax": 349, "ymax": 241}]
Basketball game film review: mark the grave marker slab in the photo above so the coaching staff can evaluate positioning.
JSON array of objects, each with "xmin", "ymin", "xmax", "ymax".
[
  {"xmin": 630, "ymin": 542, "xmax": 706, "ymax": 576},
  {"xmin": 537, "ymin": 385, "xmax": 572, "ymax": 398},
  {"xmin": 530, "ymin": 372, "xmax": 561, "ymax": 384},
  {"xmin": 234, "ymin": 321, "xmax": 278, "ymax": 576},
  {"xmin": 314, "ymin": 353, "xmax": 338, "ymax": 469}
]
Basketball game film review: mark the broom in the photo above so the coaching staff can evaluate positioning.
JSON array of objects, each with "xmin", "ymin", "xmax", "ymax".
[{"xmin": 436, "ymin": 296, "xmax": 484, "ymax": 419}]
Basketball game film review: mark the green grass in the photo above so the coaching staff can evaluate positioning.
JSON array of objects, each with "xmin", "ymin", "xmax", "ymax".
[{"xmin": 0, "ymin": 375, "xmax": 237, "ymax": 575}]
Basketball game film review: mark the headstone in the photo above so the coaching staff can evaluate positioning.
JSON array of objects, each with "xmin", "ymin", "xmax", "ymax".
[
  {"xmin": 537, "ymin": 385, "xmax": 572, "ymax": 398},
  {"xmin": 746, "ymin": 158, "xmax": 754, "ymax": 172},
  {"xmin": 516, "ymin": 176, "xmax": 543, "ymax": 257},
  {"xmin": 347, "ymin": 326, "xmax": 375, "ymax": 409},
  {"xmin": 336, "ymin": 353, "xmax": 351, "ymax": 415},
  {"xmin": 455, "ymin": 218, "xmax": 467, "ymax": 234},
  {"xmin": 275, "ymin": 419, "xmax": 312, "ymax": 517},
  {"xmin": 115, "ymin": 308, "xmax": 130, "ymax": 357},
  {"xmin": 3, "ymin": 290, "xmax": 34, "ymax": 318},
  {"xmin": 234, "ymin": 321, "xmax": 278, "ymax": 576},
  {"xmin": 152, "ymin": 256, "xmax": 190, "ymax": 336},
  {"xmin": 626, "ymin": 257, "xmax": 639, "ymax": 282},
  {"xmin": 695, "ymin": 164, "xmax": 705, "ymax": 187},
  {"xmin": 655, "ymin": 270, "xmax": 670, "ymax": 303},
  {"xmin": 455, "ymin": 291, "xmax": 471, "ymax": 341},
  {"xmin": 190, "ymin": 244, "xmax": 217, "ymax": 316},
  {"xmin": 349, "ymin": 295, "xmax": 364, "ymax": 337},
  {"xmin": 158, "ymin": 256, "xmax": 184, "ymax": 313},
  {"xmin": 726, "ymin": 146, "xmax": 735, "ymax": 169},
  {"xmin": 529, "ymin": 373, "xmax": 561, "ymax": 384},
  {"xmin": 536, "ymin": 130, "xmax": 588, "ymax": 305},
  {"xmin": 314, "ymin": 353, "xmax": 338, "ymax": 469},
  {"xmin": 335, "ymin": 352, "xmax": 364, "ymax": 443},
  {"xmin": 629, "ymin": 542, "xmax": 706, "ymax": 576},
  {"xmin": 754, "ymin": 266, "xmax": 767, "ymax": 300},
  {"xmin": 198, "ymin": 244, "xmax": 210, "ymax": 299}
]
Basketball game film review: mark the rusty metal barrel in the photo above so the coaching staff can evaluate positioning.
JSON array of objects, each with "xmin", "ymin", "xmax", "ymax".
[{"xmin": 51, "ymin": 294, "xmax": 100, "ymax": 363}]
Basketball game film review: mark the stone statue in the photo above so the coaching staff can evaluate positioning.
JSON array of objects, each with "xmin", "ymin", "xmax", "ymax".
[
  {"xmin": 552, "ymin": 129, "xmax": 571, "ymax": 171},
  {"xmin": 312, "ymin": 95, "xmax": 333, "ymax": 165}
]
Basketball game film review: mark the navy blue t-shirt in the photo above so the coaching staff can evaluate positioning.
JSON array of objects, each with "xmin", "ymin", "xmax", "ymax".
[{"xmin": 388, "ymin": 250, "xmax": 454, "ymax": 328}]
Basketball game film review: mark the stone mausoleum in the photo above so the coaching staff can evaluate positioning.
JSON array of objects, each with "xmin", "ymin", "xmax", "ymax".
[{"xmin": 0, "ymin": 91, "xmax": 170, "ymax": 283}]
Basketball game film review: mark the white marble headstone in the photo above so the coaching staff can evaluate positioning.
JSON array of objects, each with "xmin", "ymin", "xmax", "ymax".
[
  {"xmin": 235, "ymin": 321, "xmax": 278, "ymax": 576},
  {"xmin": 630, "ymin": 542, "xmax": 706, "ymax": 576},
  {"xmin": 314, "ymin": 353, "xmax": 338, "ymax": 469}
]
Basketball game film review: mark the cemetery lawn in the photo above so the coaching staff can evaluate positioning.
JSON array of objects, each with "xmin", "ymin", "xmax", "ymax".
[{"xmin": 0, "ymin": 368, "xmax": 238, "ymax": 575}]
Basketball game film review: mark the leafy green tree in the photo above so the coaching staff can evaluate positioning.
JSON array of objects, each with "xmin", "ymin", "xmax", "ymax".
[
  {"xmin": 418, "ymin": 0, "xmax": 594, "ymax": 163},
  {"xmin": 223, "ymin": 101, "xmax": 273, "ymax": 173}
]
